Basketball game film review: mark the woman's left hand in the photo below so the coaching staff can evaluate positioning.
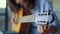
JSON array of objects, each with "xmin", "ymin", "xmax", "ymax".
[{"xmin": 38, "ymin": 25, "xmax": 57, "ymax": 34}]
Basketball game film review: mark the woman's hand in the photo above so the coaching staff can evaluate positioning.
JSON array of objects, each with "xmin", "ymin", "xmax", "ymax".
[
  {"xmin": 11, "ymin": 17, "xmax": 18, "ymax": 24},
  {"xmin": 38, "ymin": 25, "xmax": 49, "ymax": 34},
  {"xmin": 38, "ymin": 25, "xmax": 57, "ymax": 34}
]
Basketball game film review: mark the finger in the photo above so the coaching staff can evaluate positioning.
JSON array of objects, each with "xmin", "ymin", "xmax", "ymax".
[
  {"xmin": 40, "ymin": 25, "xmax": 44, "ymax": 33},
  {"xmin": 38, "ymin": 25, "xmax": 43, "ymax": 33},
  {"xmin": 48, "ymin": 26, "xmax": 50, "ymax": 29},
  {"xmin": 44, "ymin": 25, "xmax": 46, "ymax": 30},
  {"xmin": 11, "ymin": 19, "xmax": 14, "ymax": 24},
  {"xmin": 37, "ymin": 26, "xmax": 40, "ymax": 32}
]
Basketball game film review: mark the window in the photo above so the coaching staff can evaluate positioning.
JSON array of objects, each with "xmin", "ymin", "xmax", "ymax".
[{"xmin": 0, "ymin": 0, "xmax": 6, "ymax": 8}]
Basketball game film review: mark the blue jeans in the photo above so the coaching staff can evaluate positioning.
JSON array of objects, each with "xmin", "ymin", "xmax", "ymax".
[{"xmin": 28, "ymin": 23, "xmax": 39, "ymax": 34}]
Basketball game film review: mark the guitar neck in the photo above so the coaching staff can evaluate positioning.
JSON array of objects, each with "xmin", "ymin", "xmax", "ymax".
[{"xmin": 18, "ymin": 15, "xmax": 34, "ymax": 23}]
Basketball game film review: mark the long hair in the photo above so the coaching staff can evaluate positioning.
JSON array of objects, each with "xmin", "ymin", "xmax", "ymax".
[
  {"xmin": 26, "ymin": 0, "xmax": 35, "ymax": 9},
  {"xmin": 8, "ymin": 0, "xmax": 35, "ymax": 12},
  {"xmin": 8, "ymin": 0, "xmax": 21, "ymax": 9}
]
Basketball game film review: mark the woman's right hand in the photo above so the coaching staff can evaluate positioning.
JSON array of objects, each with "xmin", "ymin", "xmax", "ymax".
[{"xmin": 11, "ymin": 17, "xmax": 18, "ymax": 24}]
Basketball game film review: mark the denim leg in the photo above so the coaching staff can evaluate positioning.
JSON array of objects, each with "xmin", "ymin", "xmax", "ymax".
[{"xmin": 28, "ymin": 24, "xmax": 39, "ymax": 34}]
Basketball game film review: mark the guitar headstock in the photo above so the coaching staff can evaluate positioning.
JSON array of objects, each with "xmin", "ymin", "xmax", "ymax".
[{"xmin": 34, "ymin": 12, "xmax": 48, "ymax": 25}]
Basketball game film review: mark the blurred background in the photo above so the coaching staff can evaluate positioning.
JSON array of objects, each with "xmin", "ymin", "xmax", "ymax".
[{"xmin": 0, "ymin": 0, "xmax": 60, "ymax": 34}]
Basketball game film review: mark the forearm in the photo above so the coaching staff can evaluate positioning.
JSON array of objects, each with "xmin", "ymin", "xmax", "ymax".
[{"xmin": 48, "ymin": 25, "xmax": 57, "ymax": 33}]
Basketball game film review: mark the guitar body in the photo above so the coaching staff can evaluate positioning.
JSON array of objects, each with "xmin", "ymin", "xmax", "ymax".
[
  {"xmin": 12, "ymin": 22, "xmax": 21, "ymax": 32},
  {"xmin": 12, "ymin": 8, "xmax": 23, "ymax": 32},
  {"xmin": 12, "ymin": 7, "xmax": 31, "ymax": 34}
]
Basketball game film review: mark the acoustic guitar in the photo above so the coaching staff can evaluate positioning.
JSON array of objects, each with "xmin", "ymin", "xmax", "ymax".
[
  {"xmin": 18, "ymin": 10, "xmax": 56, "ymax": 34},
  {"xmin": 12, "ymin": 7, "xmax": 31, "ymax": 34}
]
